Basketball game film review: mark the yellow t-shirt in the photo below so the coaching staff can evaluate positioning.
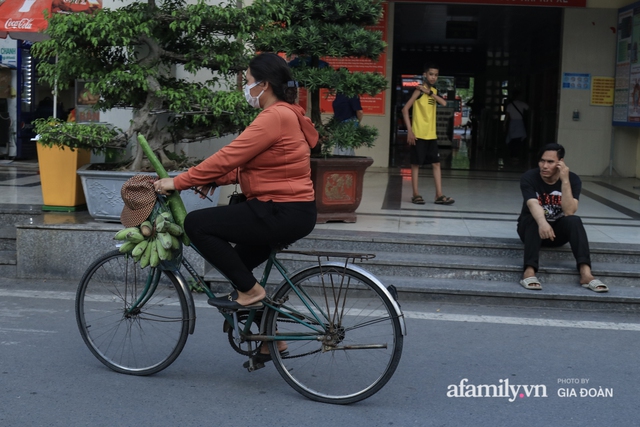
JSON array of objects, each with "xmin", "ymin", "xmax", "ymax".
[{"xmin": 411, "ymin": 88, "xmax": 438, "ymax": 140}]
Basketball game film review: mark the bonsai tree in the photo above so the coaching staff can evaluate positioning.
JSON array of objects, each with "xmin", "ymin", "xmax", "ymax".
[
  {"xmin": 254, "ymin": 0, "xmax": 388, "ymax": 156},
  {"xmin": 32, "ymin": 0, "xmax": 280, "ymax": 171}
]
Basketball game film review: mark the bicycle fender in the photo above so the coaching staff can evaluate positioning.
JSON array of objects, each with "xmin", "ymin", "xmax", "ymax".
[
  {"xmin": 171, "ymin": 270, "xmax": 197, "ymax": 335},
  {"xmin": 280, "ymin": 262, "xmax": 407, "ymax": 336}
]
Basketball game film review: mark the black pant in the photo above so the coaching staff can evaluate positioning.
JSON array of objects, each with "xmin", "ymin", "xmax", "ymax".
[
  {"xmin": 517, "ymin": 215, "xmax": 591, "ymax": 273},
  {"xmin": 184, "ymin": 199, "xmax": 317, "ymax": 292}
]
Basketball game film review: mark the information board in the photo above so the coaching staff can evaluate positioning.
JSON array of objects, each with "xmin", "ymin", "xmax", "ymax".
[
  {"xmin": 591, "ymin": 77, "xmax": 614, "ymax": 106},
  {"xmin": 613, "ymin": 1, "xmax": 640, "ymax": 126}
]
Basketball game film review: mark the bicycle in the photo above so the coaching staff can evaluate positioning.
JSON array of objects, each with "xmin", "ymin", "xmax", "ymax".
[{"xmin": 75, "ymin": 159, "xmax": 405, "ymax": 405}]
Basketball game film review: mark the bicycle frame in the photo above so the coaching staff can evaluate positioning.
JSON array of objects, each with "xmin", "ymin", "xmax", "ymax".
[{"xmin": 124, "ymin": 244, "xmax": 406, "ymax": 348}]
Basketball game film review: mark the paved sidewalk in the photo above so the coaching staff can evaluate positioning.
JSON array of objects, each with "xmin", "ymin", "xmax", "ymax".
[{"xmin": 2, "ymin": 160, "xmax": 640, "ymax": 243}]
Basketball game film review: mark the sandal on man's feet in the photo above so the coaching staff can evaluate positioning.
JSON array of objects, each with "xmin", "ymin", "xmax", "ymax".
[
  {"xmin": 411, "ymin": 195, "xmax": 426, "ymax": 205},
  {"xmin": 435, "ymin": 195, "xmax": 455, "ymax": 205},
  {"xmin": 520, "ymin": 276, "xmax": 542, "ymax": 290},
  {"xmin": 581, "ymin": 279, "xmax": 609, "ymax": 293}
]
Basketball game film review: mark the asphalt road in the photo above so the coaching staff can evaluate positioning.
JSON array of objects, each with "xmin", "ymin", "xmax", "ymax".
[{"xmin": 1, "ymin": 278, "xmax": 637, "ymax": 427}]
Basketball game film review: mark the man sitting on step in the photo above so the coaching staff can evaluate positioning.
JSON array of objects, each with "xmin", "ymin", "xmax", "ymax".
[{"xmin": 517, "ymin": 143, "xmax": 608, "ymax": 293}]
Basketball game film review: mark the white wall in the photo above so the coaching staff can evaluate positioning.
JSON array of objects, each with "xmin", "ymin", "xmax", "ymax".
[{"xmin": 558, "ymin": 7, "xmax": 639, "ymax": 177}]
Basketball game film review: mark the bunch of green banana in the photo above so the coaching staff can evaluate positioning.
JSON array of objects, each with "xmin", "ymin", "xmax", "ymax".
[
  {"xmin": 114, "ymin": 227, "xmax": 145, "ymax": 255},
  {"xmin": 114, "ymin": 212, "xmax": 184, "ymax": 268}
]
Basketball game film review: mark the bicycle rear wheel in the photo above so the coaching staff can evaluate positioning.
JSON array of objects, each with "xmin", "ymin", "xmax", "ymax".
[
  {"xmin": 76, "ymin": 250, "xmax": 189, "ymax": 376},
  {"xmin": 264, "ymin": 265, "xmax": 403, "ymax": 404}
]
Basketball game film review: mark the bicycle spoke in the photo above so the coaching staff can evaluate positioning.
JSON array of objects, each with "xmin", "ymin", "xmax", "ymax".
[
  {"xmin": 76, "ymin": 251, "xmax": 190, "ymax": 376},
  {"xmin": 265, "ymin": 266, "xmax": 403, "ymax": 404}
]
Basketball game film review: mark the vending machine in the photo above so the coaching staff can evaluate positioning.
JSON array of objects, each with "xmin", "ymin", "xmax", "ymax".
[
  {"xmin": 15, "ymin": 40, "xmax": 73, "ymax": 159},
  {"xmin": 15, "ymin": 40, "xmax": 38, "ymax": 159}
]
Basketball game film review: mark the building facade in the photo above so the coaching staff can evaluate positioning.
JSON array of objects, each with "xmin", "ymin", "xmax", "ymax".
[{"xmin": 1, "ymin": 0, "xmax": 638, "ymax": 178}]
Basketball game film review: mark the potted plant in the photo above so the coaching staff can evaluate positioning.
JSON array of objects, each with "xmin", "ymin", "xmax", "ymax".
[
  {"xmin": 30, "ymin": 0, "xmax": 279, "ymax": 220},
  {"xmin": 35, "ymin": 136, "xmax": 92, "ymax": 211},
  {"xmin": 254, "ymin": 0, "xmax": 388, "ymax": 222}
]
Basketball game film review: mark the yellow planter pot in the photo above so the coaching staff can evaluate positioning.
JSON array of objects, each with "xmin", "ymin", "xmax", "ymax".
[{"xmin": 36, "ymin": 144, "xmax": 91, "ymax": 209}]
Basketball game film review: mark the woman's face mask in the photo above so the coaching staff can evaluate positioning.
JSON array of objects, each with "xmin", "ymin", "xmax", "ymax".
[{"xmin": 244, "ymin": 81, "xmax": 264, "ymax": 108}]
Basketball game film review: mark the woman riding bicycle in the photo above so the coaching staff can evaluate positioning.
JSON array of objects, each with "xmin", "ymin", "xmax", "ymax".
[{"xmin": 154, "ymin": 52, "xmax": 318, "ymax": 310}]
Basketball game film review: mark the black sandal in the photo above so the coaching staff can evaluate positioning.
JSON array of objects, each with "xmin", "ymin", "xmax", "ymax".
[{"xmin": 208, "ymin": 291, "xmax": 263, "ymax": 310}]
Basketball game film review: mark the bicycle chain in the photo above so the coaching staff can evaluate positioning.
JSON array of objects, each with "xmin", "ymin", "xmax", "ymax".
[{"xmin": 228, "ymin": 296, "xmax": 326, "ymax": 360}]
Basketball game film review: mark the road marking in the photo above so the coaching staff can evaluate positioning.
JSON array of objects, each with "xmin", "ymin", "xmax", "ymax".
[
  {"xmin": 3, "ymin": 289, "xmax": 639, "ymax": 332},
  {"xmin": 404, "ymin": 311, "xmax": 640, "ymax": 331},
  {"xmin": 0, "ymin": 290, "xmax": 76, "ymax": 300},
  {"xmin": 0, "ymin": 328, "xmax": 57, "ymax": 334}
]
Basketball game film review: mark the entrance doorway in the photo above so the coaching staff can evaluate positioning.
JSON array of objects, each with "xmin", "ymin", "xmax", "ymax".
[{"xmin": 390, "ymin": 4, "xmax": 563, "ymax": 172}]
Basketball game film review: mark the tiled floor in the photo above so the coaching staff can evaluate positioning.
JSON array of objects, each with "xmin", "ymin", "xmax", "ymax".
[{"xmin": 2, "ymin": 159, "xmax": 640, "ymax": 244}]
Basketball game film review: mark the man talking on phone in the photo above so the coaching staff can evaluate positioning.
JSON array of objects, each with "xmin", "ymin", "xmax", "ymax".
[{"xmin": 516, "ymin": 143, "xmax": 608, "ymax": 293}]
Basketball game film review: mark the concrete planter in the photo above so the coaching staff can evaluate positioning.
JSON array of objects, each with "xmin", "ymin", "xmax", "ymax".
[
  {"xmin": 310, "ymin": 156, "xmax": 373, "ymax": 223},
  {"xmin": 77, "ymin": 164, "xmax": 220, "ymax": 222}
]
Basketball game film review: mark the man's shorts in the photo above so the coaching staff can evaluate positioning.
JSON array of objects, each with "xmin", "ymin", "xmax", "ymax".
[{"xmin": 410, "ymin": 138, "xmax": 440, "ymax": 166}]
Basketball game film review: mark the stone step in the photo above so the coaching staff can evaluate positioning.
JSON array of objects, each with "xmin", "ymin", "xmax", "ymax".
[
  {"xmin": 0, "ymin": 225, "xmax": 16, "ymax": 251},
  {"xmin": 202, "ymin": 269, "xmax": 640, "ymax": 313},
  {"xmin": 202, "ymin": 249, "xmax": 639, "ymax": 289},
  {"xmin": 380, "ymin": 276, "xmax": 640, "ymax": 312},
  {"xmin": 297, "ymin": 229, "xmax": 640, "ymax": 265},
  {"xmin": 0, "ymin": 206, "xmax": 43, "ymax": 226},
  {"xmin": 0, "ymin": 249, "xmax": 17, "ymax": 278},
  {"xmin": 12, "ymin": 216, "xmax": 640, "ymax": 310}
]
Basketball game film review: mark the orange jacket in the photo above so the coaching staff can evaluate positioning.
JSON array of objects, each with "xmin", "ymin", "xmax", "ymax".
[{"xmin": 173, "ymin": 101, "xmax": 318, "ymax": 202}]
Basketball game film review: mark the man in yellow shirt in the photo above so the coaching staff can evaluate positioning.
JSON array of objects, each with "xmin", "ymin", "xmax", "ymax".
[{"xmin": 401, "ymin": 64, "xmax": 454, "ymax": 205}]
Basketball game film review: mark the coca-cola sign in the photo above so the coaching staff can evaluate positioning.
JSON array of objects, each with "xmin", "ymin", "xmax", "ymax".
[{"xmin": 4, "ymin": 18, "xmax": 34, "ymax": 30}]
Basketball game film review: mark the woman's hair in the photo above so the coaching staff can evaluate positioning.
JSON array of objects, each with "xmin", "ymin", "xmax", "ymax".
[
  {"xmin": 538, "ymin": 143, "xmax": 565, "ymax": 160},
  {"xmin": 249, "ymin": 52, "xmax": 297, "ymax": 104}
]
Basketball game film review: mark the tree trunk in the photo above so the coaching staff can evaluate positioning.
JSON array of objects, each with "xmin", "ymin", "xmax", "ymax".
[{"xmin": 128, "ymin": 109, "xmax": 176, "ymax": 171}]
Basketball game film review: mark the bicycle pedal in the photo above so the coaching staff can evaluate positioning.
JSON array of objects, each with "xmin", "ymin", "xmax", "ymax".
[{"xmin": 243, "ymin": 358, "xmax": 265, "ymax": 372}]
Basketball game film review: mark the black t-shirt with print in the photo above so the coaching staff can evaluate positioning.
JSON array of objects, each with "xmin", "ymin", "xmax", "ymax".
[{"xmin": 518, "ymin": 168, "xmax": 581, "ymax": 223}]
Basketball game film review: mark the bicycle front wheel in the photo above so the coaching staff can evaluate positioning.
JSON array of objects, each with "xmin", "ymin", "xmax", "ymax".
[
  {"xmin": 76, "ymin": 250, "xmax": 189, "ymax": 376},
  {"xmin": 264, "ymin": 265, "xmax": 403, "ymax": 404}
]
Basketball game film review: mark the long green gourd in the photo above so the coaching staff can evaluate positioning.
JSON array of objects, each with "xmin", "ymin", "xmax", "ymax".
[{"xmin": 137, "ymin": 135, "xmax": 191, "ymax": 246}]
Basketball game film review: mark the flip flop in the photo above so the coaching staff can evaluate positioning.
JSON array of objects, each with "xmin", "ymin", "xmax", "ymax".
[
  {"xmin": 520, "ymin": 276, "xmax": 542, "ymax": 290},
  {"xmin": 411, "ymin": 195, "xmax": 426, "ymax": 205},
  {"xmin": 581, "ymin": 279, "xmax": 609, "ymax": 293},
  {"xmin": 435, "ymin": 195, "xmax": 455, "ymax": 205}
]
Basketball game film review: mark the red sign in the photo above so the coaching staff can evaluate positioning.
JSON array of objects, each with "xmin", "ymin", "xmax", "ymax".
[
  {"xmin": 387, "ymin": 0, "xmax": 585, "ymax": 6},
  {"xmin": 0, "ymin": 0, "xmax": 102, "ymax": 39},
  {"xmin": 320, "ymin": 3, "xmax": 388, "ymax": 116}
]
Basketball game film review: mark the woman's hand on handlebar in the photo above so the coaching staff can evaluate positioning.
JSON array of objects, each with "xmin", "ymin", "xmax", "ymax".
[{"xmin": 154, "ymin": 178, "xmax": 175, "ymax": 195}]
